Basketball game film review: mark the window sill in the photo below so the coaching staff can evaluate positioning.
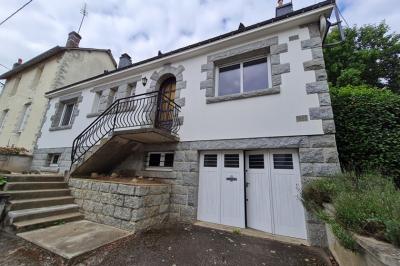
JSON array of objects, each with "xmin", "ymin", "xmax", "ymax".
[
  {"xmin": 49, "ymin": 125, "xmax": 73, "ymax": 131},
  {"xmin": 206, "ymin": 87, "xmax": 280, "ymax": 104},
  {"xmin": 87, "ymin": 112, "xmax": 101, "ymax": 118},
  {"xmin": 145, "ymin": 167, "xmax": 173, "ymax": 172}
]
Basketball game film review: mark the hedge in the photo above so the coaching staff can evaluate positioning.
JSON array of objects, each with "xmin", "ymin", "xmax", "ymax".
[{"xmin": 330, "ymin": 85, "xmax": 400, "ymax": 182}]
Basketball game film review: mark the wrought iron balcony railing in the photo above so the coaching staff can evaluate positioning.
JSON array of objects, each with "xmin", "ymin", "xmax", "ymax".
[{"xmin": 71, "ymin": 91, "xmax": 181, "ymax": 165}]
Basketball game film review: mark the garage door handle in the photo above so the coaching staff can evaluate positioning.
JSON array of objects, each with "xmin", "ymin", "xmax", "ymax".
[{"xmin": 226, "ymin": 176, "xmax": 237, "ymax": 182}]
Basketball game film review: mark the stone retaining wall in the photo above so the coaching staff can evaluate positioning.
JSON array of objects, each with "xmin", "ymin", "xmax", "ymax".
[{"xmin": 68, "ymin": 178, "xmax": 171, "ymax": 232}]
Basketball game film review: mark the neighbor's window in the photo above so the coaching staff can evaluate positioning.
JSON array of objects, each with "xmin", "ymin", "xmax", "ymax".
[
  {"xmin": 59, "ymin": 102, "xmax": 75, "ymax": 126},
  {"xmin": 146, "ymin": 152, "xmax": 175, "ymax": 169},
  {"xmin": 92, "ymin": 90, "xmax": 103, "ymax": 113},
  {"xmin": 108, "ymin": 87, "xmax": 118, "ymax": 106},
  {"xmin": 126, "ymin": 83, "xmax": 136, "ymax": 97},
  {"xmin": 17, "ymin": 103, "xmax": 32, "ymax": 132},
  {"xmin": 9, "ymin": 76, "xmax": 22, "ymax": 96},
  {"xmin": 0, "ymin": 109, "xmax": 9, "ymax": 133},
  {"xmin": 217, "ymin": 57, "xmax": 270, "ymax": 96},
  {"xmin": 31, "ymin": 65, "xmax": 44, "ymax": 90}
]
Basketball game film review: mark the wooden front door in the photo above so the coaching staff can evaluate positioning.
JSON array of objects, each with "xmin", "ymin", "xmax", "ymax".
[{"xmin": 157, "ymin": 77, "xmax": 176, "ymax": 130}]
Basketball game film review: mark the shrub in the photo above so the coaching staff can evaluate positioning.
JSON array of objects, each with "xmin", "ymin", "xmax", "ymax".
[
  {"xmin": 302, "ymin": 172, "xmax": 400, "ymax": 248},
  {"xmin": 0, "ymin": 146, "xmax": 29, "ymax": 155},
  {"xmin": 0, "ymin": 176, "xmax": 7, "ymax": 186},
  {"xmin": 330, "ymin": 86, "xmax": 400, "ymax": 183}
]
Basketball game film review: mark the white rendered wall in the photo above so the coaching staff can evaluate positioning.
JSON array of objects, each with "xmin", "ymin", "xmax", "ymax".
[{"xmin": 37, "ymin": 26, "xmax": 323, "ymax": 149}]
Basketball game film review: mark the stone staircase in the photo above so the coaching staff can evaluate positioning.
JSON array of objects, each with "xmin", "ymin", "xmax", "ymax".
[{"xmin": 0, "ymin": 174, "xmax": 83, "ymax": 233}]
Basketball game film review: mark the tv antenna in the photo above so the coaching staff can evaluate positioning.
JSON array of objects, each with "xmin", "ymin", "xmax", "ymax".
[{"xmin": 77, "ymin": 3, "xmax": 88, "ymax": 34}]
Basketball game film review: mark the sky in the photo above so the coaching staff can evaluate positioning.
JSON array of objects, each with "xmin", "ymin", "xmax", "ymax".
[{"xmin": 0, "ymin": 0, "xmax": 399, "ymax": 78}]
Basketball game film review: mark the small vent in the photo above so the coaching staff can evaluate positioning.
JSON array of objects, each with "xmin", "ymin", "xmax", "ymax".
[
  {"xmin": 248, "ymin": 154, "xmax": 264, "ymax": 169},
  {"xmin": 273, "ymin": 154, "xmax": 294, "ymax": 169},
  {"xmin": 224, "ymin": 154, "xmax": 239, "ymax": 168},
  {"xmin": 204, "ymin": 154, "xmax": 218, "ymax": 167}
]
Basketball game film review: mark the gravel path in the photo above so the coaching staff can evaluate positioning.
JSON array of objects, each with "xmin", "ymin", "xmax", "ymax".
[{"xmin": 1, "ymin": 224, "xmax": 334, "ymax": 266}]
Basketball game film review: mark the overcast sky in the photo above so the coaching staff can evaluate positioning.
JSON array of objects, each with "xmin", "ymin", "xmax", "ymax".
[{"xmin": 0, "ymin": 0, "xmax": 399, "ymax": 77}]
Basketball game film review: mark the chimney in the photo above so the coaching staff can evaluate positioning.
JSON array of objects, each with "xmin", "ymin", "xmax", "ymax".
[
  {"xmin": 65, "ymin": 31, "xmax": 82, "ymax": 48},
  {"xmin": 13, "ymin": 58, "xmax": 23, "ymax": 69},
  {"xmin": 276, "ymin": 0, "xmax": 293, "ymax": 17},
  {"xmin": 118, "ymin": 53, "xmax": 132, "ymax": 68}
]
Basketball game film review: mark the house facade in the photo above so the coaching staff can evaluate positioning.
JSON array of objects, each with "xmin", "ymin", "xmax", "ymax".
[
  {"xmin": 0, "ymin": 32, "xmax": 116, "ymax": 155},
  {"xmin": 33, "ymin": 1, "xmax": 339, "ymax": 246}
]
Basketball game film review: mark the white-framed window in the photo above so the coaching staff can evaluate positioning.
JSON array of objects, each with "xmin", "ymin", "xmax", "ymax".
[
  {"xmin": 17, "ymin": 103, "xmax": 31, "ymax": 133},
  {"xmin": 108, "ymin": 87, "xmax": 118, "ymax": 106},
  {"xmin": 216, "ymin": 56, "xmax": 271, "ymax": 96},
  {"xmin": 145, "ymin": 152, "xmax": 174, "ymax": 170},
  {"xmin": 59, "ymin": 102, "xmax": 75, "ymax": 126},
  {"xmin": 48, "ymin": 153, "xmax": 61, "ymax": 167},
  {"xmin": 31, "ymin": 65, "xmax": 44, "ymax": 90},
  {"xmin": 0, "ymin": 109, "xmax": 9, "ymax": 133},
  {"xmin": 92, "ymin": 90, "xmax": 103, "ymax": 113},
  {"xmin": 10, "ymin": 76, "xmax": 21, "ymax": 96},
  {"xmin": 126, "ymin": 83, "xmax": 136, "ymax": 97}
]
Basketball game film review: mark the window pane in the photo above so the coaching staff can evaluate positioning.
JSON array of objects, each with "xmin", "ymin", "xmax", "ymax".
[
  {"xmin": 164, "ymin": 153, "xmax": 174, "ymax": 167},
  {"xmin": 61, "ymin": 104, "xmax": 74, "ymax": 126},
  {"xmin": 51, "ymin": 154, "xmax": 60, "ymax": 164},
  {"xmin": 273, "ymin": 154, "xmax": 294, "ymax": 169},
  {"xmin": 243, "ymin": 58, "xmax": 268, "ymax": 92},
  {"xmin": 204, "ymin": 154, "xmax": 217, "ymax": 167},
  {"xmin": 149, "ymin": 153, "xmax": 161, "ymax": 167},
  {"xmin": 218, "ymin": 64, "xmax": 240, "ymax": 96},
  {"xmin": 224, "ymin": 154, "xmax": 239, "ymax": 168},
  {"xmin": 248, "ymin": 154, "xmax": 264, "ymax": 169}
]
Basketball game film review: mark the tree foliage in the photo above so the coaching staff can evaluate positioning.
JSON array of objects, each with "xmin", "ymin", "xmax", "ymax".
[
  {"xmin": 330, "ymin": 85, "xmax": 400, "ymax": 181},
  {"xmin": 324, "ymin": 22, "xmax": 400, "ymax": 92}
]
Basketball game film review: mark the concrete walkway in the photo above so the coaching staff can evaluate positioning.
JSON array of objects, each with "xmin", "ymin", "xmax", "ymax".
[{"xmin": 17, "ymin": 220, "xmax": 131, "ymax": 259}]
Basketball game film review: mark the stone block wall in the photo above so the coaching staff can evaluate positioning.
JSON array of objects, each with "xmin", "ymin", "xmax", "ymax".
[
  {"xmin": 31, "ymin": 147, "xmax": 72, "ymax": 174},
  {"xmin": 68, "ymin": 178, "xmax": 171, "ymax": 232}
]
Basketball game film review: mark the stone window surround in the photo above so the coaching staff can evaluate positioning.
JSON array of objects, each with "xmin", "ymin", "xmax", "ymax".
[
  {"xmin": 49, "ymin": 92, "xmax": 82, "ymax": 131},
  {"xmin": 301, "ymin": 23, "xmax": 336, "ymax": 135},
  {"xmin": 14, "ymin": 102, "xmax": 32, "ymax": 134},
  {"xmin": 87, "ymin": 75, "xmax": 142, "ymax": 118},
  {"xmin": 147, "ymin": 64, "xmax": 186, "ymax": 125},
  {"xmin": 200, "ymin": 36, "xmax": 290, "ymax": 104}
]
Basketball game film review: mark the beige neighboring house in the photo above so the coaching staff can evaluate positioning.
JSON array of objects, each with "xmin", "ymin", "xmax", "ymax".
[{"xmin": 0, "ymin": 31, "xmax": 116, "ymax": 156}]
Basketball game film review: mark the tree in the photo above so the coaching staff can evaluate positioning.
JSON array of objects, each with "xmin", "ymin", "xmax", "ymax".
[{"xmin": 324, "ymin": 22, "xmax": 400, "ymax": 93}]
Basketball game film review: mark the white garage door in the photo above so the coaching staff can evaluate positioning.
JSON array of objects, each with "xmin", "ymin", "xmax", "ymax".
[
  {"xmin": 198, "ymin": 149, "xmax": 307, "ymax": 240},
  {"xmin": 197, "ymin": 151, "xmax": 245, "ymax": 228},
  {"xmin": 246, "ymin": 150, "xmax": 307, "ymax": 239}
]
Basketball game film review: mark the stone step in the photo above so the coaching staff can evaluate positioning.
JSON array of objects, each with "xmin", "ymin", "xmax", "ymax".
[
  {"xmin": 0, "ymin": 189, "xmax": 71, "ymax": 200},
  {"xmin": 4, "ymin": 175, "xmax": 65, "ymax": 183},
  {"xmin": 13, "ymin": 212, "xmax": 84, "ymax": 233},
  {"xmin": 9, "ymin": 196, "xmax": 75, "ymax": 211},
  {"xmin": 5, "ymin": 182, "xmax": 68, "ymax": 191},
  {"xmin": 7, "ymin": 204, "xmax": 80, "ymax": 223}
]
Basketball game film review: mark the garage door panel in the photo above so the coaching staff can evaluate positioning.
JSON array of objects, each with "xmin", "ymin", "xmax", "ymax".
[
  {"xmin": 246, "ymin": 152, "xmax": 273, "ymax": 233},
  {"xmin": 220, "ymin": 152, "xmax": 245, "ymax": 228},
  {"xmin": 197, "ymin": 153, "xmax": 221, "ymax": 224},
  {"xmin": 270, "ymin": 151, "xmax": 307, "ymax": 239},
  {"xmin": 271, "ymin": 173, "xmax": 306, "ymax": 239},
  {"xmin": 198, "ymin": 151, "xmax": 245, "ymax": 228}
]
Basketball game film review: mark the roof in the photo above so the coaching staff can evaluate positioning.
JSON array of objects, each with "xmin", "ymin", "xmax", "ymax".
[
  {"xmin": 0, "ymin": 46, "xmax": 116, "ymax": 79},
  {"xmin": 47, "ymin": 0, "xmax": 335, "ymax": 96}
]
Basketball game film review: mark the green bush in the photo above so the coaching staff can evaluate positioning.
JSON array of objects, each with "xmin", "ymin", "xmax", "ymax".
[
  {"xmin": 330, "ymin": 86, "xmax": 400, "ymax": 183},
  {"xmin": 0, "ymin": 176, "xmax": 7, "ymax": 186},
  {"xmin": 302, "ymin": 172, "xmax": 400, "ymax": 249}
]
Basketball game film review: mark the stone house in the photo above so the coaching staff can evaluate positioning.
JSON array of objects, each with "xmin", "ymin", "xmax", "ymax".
[
  {"xmin": 32, "ymin": 0, "xmax": 340, "ymax": 246},
  {"xmin": 0, "ymin": 32, "xmax": 116, "ymax": 158}
]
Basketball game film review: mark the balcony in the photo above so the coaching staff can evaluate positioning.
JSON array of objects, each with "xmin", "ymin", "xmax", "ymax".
[{"xmin": 71, "ymin": 91, "xmax": 181, "ymax": 170}]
